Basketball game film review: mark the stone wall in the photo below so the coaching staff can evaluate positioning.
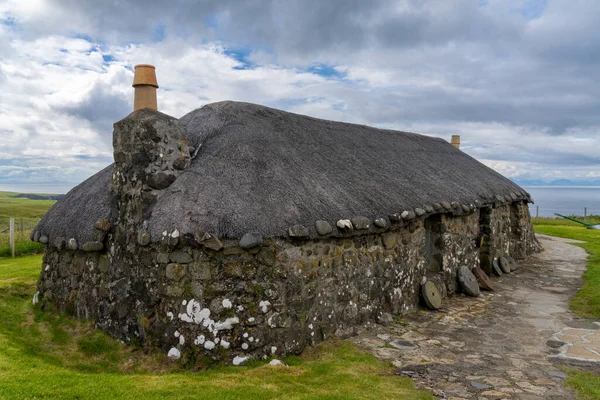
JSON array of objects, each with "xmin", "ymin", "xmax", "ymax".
[{"xmin": 36, "ymin": 203, "xmax": 539, "ymax": 365}]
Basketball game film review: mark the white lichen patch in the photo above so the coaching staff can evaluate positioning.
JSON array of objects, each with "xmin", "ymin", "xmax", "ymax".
[
  {"xmin": 44, "ymin": 264, "xmax": 50, "ymax": 272},
  {"xmin": 271, "ymin": 346, "xmax": 277, "ymax": 354},
  {"xmin": 32, "ymin": 291, "xmax": 39, "ymax": 305},
  {"xmin": 222, "ymin": 299, "xmax": 233, "ymax": 309},
  {"xmin": 259, "ymin": 300, "xmax": 271, "ymax": 313},
  {"xmin": 204, "ymin": 340, "xmax": 215, "ymax": 350},
  {"xmin": 194, "ymin": 335, "xmax": 205, "ymax": 345},
  {"xmin": 180, "ymin": 299, "xmax": 211, "ymax": 325},
  {"xmin": 166, "ymin": 311, "xmax": 174, "ymax": 321},
  {"xmin": 236, "ymin": 305, "xmax": 244, "ymax": 312},
  {"xmin": 182, "ymin": 299, "xmax": 187, "ymax": 306},
  {"xmin": 167, "ymin": 347, "xmax": 181, "ymax": 360},
  {"xmin": 242, "ymin": 343, "xmax": 249, "ymax": 350},
  {"xmin": 174, "ymin": 330, "xmax": 180, "ymax": 337},
  {"xmin": 233, "ymin": 356, "xmax": 249, "ymax": 366},
  {"xmin": 213, "ymin": 317, "xmax": 239, "ymax": 331},
  {"xmin": 171, "ymin": 229, "xmax": 180, "ymax": 238},
  {"xmin": 179, "ymin": 335, "xmax": 185, "ymax": 345},
  {"xmin": 248, "ymin": 317, "xmax": 255, "ymax": 323},
  {"xmin": 220, "ymin": 339, "xmax": 231, "ymax": 349}
]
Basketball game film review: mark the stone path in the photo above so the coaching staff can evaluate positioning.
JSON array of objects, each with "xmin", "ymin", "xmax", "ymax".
[{"xmin": 351, "ymin": 234, "xmax": 600, "ymax": 399}]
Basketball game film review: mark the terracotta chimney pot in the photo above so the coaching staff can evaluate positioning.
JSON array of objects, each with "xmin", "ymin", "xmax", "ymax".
[
  {"xmin": 451, "ymin": 135, "xmax": 460, "ymax": 150},
  {"xmin": 132, "ymin": 64, "xmax": 158, "ymax": 111}
]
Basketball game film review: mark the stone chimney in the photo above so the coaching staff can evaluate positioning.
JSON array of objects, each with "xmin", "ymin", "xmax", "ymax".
[
  {"xmin": 451, "ymin": 135, "xmax": 460, "ymax": 150},
  {"xmin": 132, "ymin": 64, "xmax": 159, "ymax": 111}
]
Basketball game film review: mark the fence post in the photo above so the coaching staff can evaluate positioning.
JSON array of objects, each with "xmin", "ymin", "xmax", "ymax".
[
  {"xmin": 20, "ymin": 217, "xmax": 23, "ymax": 233},
  {"xmin": 535, "ymin": 206, "xmax": 539, "ymax": 222},
  {"xmin": 9, "ymin": 217, "xmax": 15, "ymax": 258},
  {"xmin": 584, "ymin": 207, "xmax": 587, "ymax": 222}
]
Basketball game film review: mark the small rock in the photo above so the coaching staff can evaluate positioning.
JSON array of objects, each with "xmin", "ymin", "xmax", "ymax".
[
  {"xmin": 137, "ymin": 231, "xmax": 151, "ymax": 246},
  {"xmin": 166, "ymin": 263, "xmax": 187, "ymax": 280},
  {"xmin": 373, "ymin": 218, "xmax": 387, "ymax": 228},
  {"xmin": 377, "ymin": 312, "xmax": 393, "ymax": 325},
  {"xmin": 54, "ymin": 236, "xmax": 65, "ymax": 250},
  {"xmin": 402, "ymin": 211, "xmax": 416, "ymax": 220},
  {"xmin": 33, "ymin": 231, "xmax": 40, "ymax": 242},
  {"xmin": 441, "ymin": 202, "xmax": 452, "ymax": 210},
  {"xmin": 147, "ymin": 171, "xmax": 176, "ymax": 190},
  {"xmin": 194, "ymin": 232, "xmax": 224, "ymax": 251},
  {"xmin": 288, "ymin": 224, "xmax": 309, "ymax": 237},
  {"xmin": 432, "ymin": 203, "xmax": 443, "ymax": 211},
  {"xmin": 469, "ymin": 381, "xmax": 492, "ymax": 390},
  {"xmin": 268, "ymin": 359, "xmax": 287, "ymax": 367},
  {"xmin": 389, "ymin": 339, "xmax": 416, "ymax": 350},
  {"xmin": 336, "ymin": 219, "xmax": 353, "ymax": 230},
  {"xmin": 82, "ymin": 241, "xmax": 104, "ymax": 252},
  {"xmin": 424, "ymin": 205, "xmax": 434, "ymax": 213},
  {"xmin": 388, "ymin": 214, "xmax": 402, "ymax": 223},
  {"xmin": 351, "ymin": 216, "xmax": 370, "ymax": 230},
  {"xmin": 458, "ymin": 265, "xmax": 480, "ymax": 297},
  {"xmin": 461, "ymin": 204, "xmax": 470, "ymax": 213},
  {"xmin": 414, "ymin": 208, "xmax": 426, "ymax": 217},
  {"xmin": 233, "ymin": 356, "xmax": 249, "ymax": 366},
  {"xmin": 94, "ymin": 219, "xmax": 111, "ymax": 232},
  {"xmin": 382, "ymin": 233, "xmax": 396, "ymax": 249},
  {"xmin": 450, "ymin": 201, "xmax": 460, "ymax": 209},
  {"xmin": 169, "ymin": 251, "xmax": 192, "ymax": 264},
  {"xmin": 239, "ymin": 232, "xmax": 263, "ymax": 249},
  {"xmin": 315, "ymin": 220, "xmax": 332, "ymax": 235},
  {"xmin": 504, "ymin": 194, "xmax": 512, "ymax": 202},
  {"xmin": 548, "ymin": 371, "xmax": 567, "ymax": 379},
  {"xmin": 67, "ymin": 238, "xmax": 78, "ymax": 251}
]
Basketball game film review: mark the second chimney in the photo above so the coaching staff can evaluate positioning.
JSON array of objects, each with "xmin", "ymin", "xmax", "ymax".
[
  {"xmin": 451, "ymin": 135, "xmax": 460, "ymax": 150},
  {"xmin": 132, "ymin": 64, "xmax": 159, "ymax": 111}
]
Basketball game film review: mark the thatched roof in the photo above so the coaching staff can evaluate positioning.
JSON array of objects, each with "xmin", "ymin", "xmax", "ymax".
[{"xmin": 35, "ymin": 101, "xmax": 529, "ymax": 244}]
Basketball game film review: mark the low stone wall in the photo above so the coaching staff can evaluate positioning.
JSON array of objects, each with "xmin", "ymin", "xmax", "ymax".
[{"xmin": 36, "ymin": 202, "xmax": 539, "ymax": 365}]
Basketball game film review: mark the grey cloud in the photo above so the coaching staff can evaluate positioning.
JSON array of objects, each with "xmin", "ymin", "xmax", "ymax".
[{"xmin": 56, "ymin": 82, "xmax": 130, "ymax": 134}]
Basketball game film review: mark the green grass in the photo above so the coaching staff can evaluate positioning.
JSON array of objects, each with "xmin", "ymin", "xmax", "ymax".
[
  {"xmin": 533, "ymin": 222, "xmax": 600, "ymax": 399},
  {"xmin": 0, "ymin": 191, "xmax": 57, "ymax": 257},
  {"xmin": 532, "ymin": 215, "xmax": 600, "ymax": 227},
  {"xmin": 0, "ymin": 256, "xmax": 432, "ymax": 400}
]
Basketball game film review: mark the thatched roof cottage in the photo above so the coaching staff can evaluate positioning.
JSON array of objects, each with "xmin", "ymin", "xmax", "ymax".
[{"xmin": 33, "ymin": 65, "xmax": 539, "ymax": 364}]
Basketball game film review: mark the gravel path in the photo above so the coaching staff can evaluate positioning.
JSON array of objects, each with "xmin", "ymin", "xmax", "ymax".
[{"xmin": 351, "ymin": 234, "xmax": 600, "ymax": 399}]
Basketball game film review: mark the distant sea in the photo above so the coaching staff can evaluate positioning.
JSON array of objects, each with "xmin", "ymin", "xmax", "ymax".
[{"xmin": 523, "ymin": 186, "xmax": 600, "ymax": 217}]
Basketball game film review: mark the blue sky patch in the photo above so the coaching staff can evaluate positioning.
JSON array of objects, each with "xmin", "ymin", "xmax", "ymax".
[{"xmin": 307, "ymin": 64, "xmax": 345, "ymax": 79}]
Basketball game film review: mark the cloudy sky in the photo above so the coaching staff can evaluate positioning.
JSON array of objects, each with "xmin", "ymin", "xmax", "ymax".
[{"xmin": 1, "ymin": 0, "xmax": 599, "ymax": 193}]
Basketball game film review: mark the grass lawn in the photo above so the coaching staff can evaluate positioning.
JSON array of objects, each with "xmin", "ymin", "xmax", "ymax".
[
  {"xmin": 0, "ymin": 255, "xmax": 432, "ymax": 400},
  {"xmin": 533, "ymin": 222, "xmax": 600, "ymax": 399}
]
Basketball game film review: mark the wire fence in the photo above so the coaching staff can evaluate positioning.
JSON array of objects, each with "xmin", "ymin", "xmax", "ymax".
[
  {"xmin": 0, "ymin": 217, "xmax": 44, "ymax": 258},
  {"xmin": 528, "ymin": 205, "xmax": 599, "ymax": 219}
]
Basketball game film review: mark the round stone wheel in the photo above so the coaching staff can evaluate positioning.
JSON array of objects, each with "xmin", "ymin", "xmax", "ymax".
[
  {"xmin": 506, "ymin": 255, "xmax": 518, "ymax": 271},
  {"xmin": 473, "ymin": 266, "xmax": 494, "ymax": 291},
  {"xmin": 458, "ymin": 265, "xmax": 480, "ymax": 297},
  {"xmin": 421, "ymin": 281, "xmax": 442, "ymax": 310},
  {"xmin": 499, "ymin": 256, "xmax": 511, "ymax": 274},
  {"xmin": 492, "ymin": 259, "xmax": 503, "ymax": 276}
]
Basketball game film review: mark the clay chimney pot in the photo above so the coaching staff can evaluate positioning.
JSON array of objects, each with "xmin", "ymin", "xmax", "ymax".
[{"xmin": 132, "ymin": 64, "xmax": 159, "ymax": 111}]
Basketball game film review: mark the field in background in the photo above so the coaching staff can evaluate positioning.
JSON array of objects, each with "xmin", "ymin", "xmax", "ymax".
[{"xmin": 0, "ymin": 191, "xmax": 57, "ymax": 257}]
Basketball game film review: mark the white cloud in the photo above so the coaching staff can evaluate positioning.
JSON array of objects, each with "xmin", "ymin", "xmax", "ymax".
[{"xmin": 0, "ymin": 0, "xmax": 599, "ymax": 193}]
